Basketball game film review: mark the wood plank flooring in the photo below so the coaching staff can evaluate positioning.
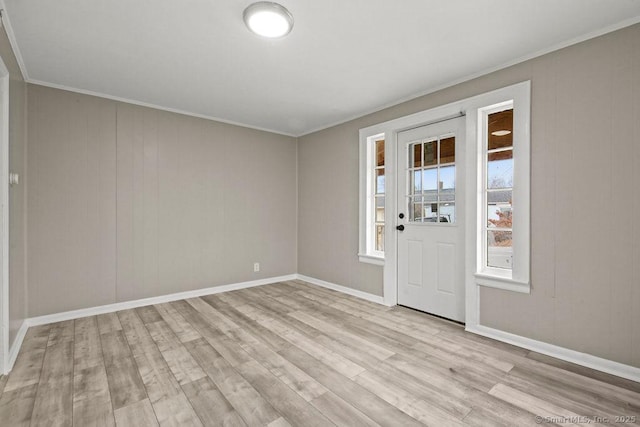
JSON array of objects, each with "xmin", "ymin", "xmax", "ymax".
[{"xmin": 1, "ymin": 280, "xmax": 639, "ymax": 426}]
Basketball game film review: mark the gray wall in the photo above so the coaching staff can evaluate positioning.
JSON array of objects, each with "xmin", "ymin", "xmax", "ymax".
[
  {"xmin": 297, "ymin": 24, "xmax": 640, "ymax": 368},
  {"xmin": 27, "ymin": 85, "xmax": 297, "ymax": 316},
  {"xmin": 0, "ymin": 25, "xmax": 28, "ymax": 347},
  {"xmin": 297, "ymin": 124, "xmax": 384, "ymax": 295}
]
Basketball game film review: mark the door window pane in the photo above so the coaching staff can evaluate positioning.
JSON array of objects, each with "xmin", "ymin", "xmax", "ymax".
[
  {"xmin": 440, "ymin": 137, "xmax": 455, "ymax": 164},
  {"xmin": 411, "ymin": 143, "xmax": 422, "ymax": 168},
  {"xmin": 423, "ymin": 140, "xmax": 438, "ymax": 167},
  {"xmin": 439, "ymin": 190, "xmax": 455, "ymax": 202},
  {"xmin": 409, "ymin": 196, "xmax": 423, "ymax": 222},
  {"xmin": 439, "ymin": 166, "xmax": 455, "ymax": 190},
  {"xmin": 423, "ymin": 189, "xmax": 438, "ymax": 203},
  {"xmin": 412, "ymin": 170, "xmax": 421, "ymax": 194},
  {"xmin": 423, "ymin": 168, "xmax": 437, "ymax": 191},
  {"xmin": 439, "ymin": 203, "xmax": 455, "ymax": 223},
  {"xmin": 423, "ymin": 203, "xmax": 437, "ymax": 222}
]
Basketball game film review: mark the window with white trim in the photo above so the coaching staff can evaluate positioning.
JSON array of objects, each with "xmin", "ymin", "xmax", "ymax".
[
  {"xmin": 358, "ymin": 133, "xmax": 385, "ymax": 264},
  {"xmin": 475, "ymin": 94, "xmax": 530, "ymax": 292},
  {"xmin": 372, "ymin": 137, "xmax": 385, "ymax": 254},
  {"xmin": 484, "ymin": 105, "xmax": 513, "ymax": 270}
]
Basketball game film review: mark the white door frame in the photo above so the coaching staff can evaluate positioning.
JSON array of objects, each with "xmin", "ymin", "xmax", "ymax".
[
  {"xmin": 0, "ymin": 55, "xmax": 9, "ymax": 375},
  {"xmin": 360, "ymin": 82, "xmax": 530, "ymax": 329},
  {"xmin": 362, "ymin": 101, "xmax": 468, "ymax": 308}
]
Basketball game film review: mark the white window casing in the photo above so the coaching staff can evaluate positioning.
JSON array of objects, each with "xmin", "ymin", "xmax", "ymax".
[
  {"xmin": 473, "ymin": 85, "xmax": 531, "ymax": 293},
  {"xmin": 358, "ymin": 132, "xmax": 385, "ymax": 265}
]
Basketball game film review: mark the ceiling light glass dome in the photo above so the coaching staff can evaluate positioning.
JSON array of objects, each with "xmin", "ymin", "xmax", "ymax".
[{"xmin": 243, "ymin": 2, "xmax": 294, "ymax": 38}]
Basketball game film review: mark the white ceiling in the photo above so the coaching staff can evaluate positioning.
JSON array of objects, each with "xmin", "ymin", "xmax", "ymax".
[{"xmin": 4, "ymin": 0, "xmax": 640, "ymax": 136}]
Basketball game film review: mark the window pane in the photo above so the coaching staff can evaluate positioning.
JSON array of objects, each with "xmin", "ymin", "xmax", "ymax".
[
  {"xmin": 375, "ymin": 225, "xmax": 385, "ymax": 252},
  {"xmin": 375, "ymin": 139, "xmax": 385, "ymax": 167},
  {"xmin": 487, "ymin": 190, "xmax": 512, "ymax": 227},
  {"xmin": 488, "ymin": 149, "xmax": 513, "ymax": 161},
  {"xmin": 487, "ymin": 151, "xmax": 513, "ymax": 189},
  {"xmin": 487, "ymin": 189, "xmax": 512, "ymax": 205},
  {"xmin": 423, "ymin": 189, "xmax": 438, "ymax": 203},
  {"xmin": 488, "ymin": 109, "xmax": 513, "ymax": 150},
  {"xmin": 423, "ymin": 168, "xmax": 437, "ymax": 191},
  {"xmin": 409, "ymin": 196, "xmax": 422, "ymax": 222},
  {"xmin": 487, "ymin": 230, "xmax": 513, "ymax": 269},
  {"xmin": 410, "ymin": 143, "xmax": 422, "ymax": 168},
  {"xmin": 439, "ymin": 189, "xmax": 455, "ymax": 202},
  {"xmin": 487, "ymin": 206, "xmax": 512, "ymax": 229},
  {"xmin": 422, "ymin": 203, "xmax": 437, "ymax": 222},
  {"xmin": 440, "ymin": 136, "xmax": 455, "ymax": 164},
  {"xmin": 439, "ymin": 165, "xmax": 455, "ymax": 190},
  {"xmin": 424, "ymin": 140, "xmax": 438, "ymax": 167},
  {"xmin": 376, "ymin": 197, "xmax": 385, "ymax": 222},
  {"xmin": 411, "ymin": 170, "xmax": 421, "ymax": 194},
  {"xmin": 376, "ymin": 169, "xmax": 385, "ymax": 194},
  {"xmin": 489, "ymin": 230, "xmax": 513, "ymax": 246},
  {"xmin": 439, "ymin": 203, "xmax": 455, "ymax": 223}
]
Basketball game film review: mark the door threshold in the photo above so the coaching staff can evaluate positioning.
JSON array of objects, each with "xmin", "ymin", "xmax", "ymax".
[{"xmin": 397, "ymin": 305, "xmax": 465, "ymax": 327}]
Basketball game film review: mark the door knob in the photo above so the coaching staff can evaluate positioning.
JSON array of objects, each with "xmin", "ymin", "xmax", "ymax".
[
  {"xmin": 399, "ymin": 213, "xmax": 405, "ymax": 219},
  {"xmin": 396, "ymin": 225, "xmax": 405, "ymax": 231}
]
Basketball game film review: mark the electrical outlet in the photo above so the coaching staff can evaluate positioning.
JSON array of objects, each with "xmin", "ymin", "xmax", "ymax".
[{"xmin": 253, "ymin": 262, "xmax": 260, "ymax": 272}]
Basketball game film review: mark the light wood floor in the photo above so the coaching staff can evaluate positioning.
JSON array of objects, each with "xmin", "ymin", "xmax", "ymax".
[{"xmin": 0, "ymin": 280, "xmax": 638, "ymax": 426}]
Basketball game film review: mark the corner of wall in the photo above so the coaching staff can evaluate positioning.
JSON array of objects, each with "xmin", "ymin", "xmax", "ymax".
[
  {"xmin": 294, "ymin": 135, "xmax": 299, "ymax": 274},
  {"xmin": 22, "ymin": 80, "xmax": 28, "ymax": 320}
]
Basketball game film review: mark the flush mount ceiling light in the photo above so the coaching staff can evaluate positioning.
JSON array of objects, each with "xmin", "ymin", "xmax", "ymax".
[
  {"xmin": 491, "ymin": 130, "xmax": 512, "ymax": 136},
  {"xmin": 243, "ymin": 2, "xmax": 294, "ymax": 38}
]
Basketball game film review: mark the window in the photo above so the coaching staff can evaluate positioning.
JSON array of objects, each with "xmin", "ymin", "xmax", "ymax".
[
  {"xmin": 406, "ymin": 135, "xmax": 456, "ymax": 224},
  {"xmin": 485, "ymin": 107, "xmax": 513, "ymax": 269},
  {"xmin": 475, "ymin": 92, "xmax": 530, "ymax": 292},
  {"xmin": 373, "ymin": 138, "xmax": 385, "ymax": 253},
  {"xmin": 358, "ymin": 133, "xmax": 386, "ymax": 264}
]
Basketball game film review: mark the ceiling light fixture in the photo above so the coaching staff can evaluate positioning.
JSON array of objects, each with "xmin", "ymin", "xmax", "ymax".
[
  {"xmin": 243, "ymin": 2, "xmax": 294, "ymax": 38},
  {"xmin": 491, "ymin": 130, "xmax": 512, "ymax": 137}
]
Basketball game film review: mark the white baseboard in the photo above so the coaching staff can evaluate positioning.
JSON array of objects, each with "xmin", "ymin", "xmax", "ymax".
[
  {"xmin": 27, "ymin": 274, "xmax": 297, "ymax": 327},
  {"xmin": 466, "ymin": 324, "xmax": 640, "ymax": 383},
  {"xmin": 9, "ymin": 272, "xmax": 640, "ymax": 383},
  {"xmin": 295, "ymin": 274, "xmax": 385, "ymax": 305},
  {"xmin": 5, "ymin": 320, "xmax": 28, "ymax": 373}
]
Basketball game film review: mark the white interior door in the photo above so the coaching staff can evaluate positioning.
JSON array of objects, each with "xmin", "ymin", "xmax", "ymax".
[{"xmin": 396, "ymin": 117, "xmax": 465, "ymax": 322}]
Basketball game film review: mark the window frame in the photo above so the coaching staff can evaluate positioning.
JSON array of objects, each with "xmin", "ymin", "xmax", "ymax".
[
  {"xmin": 405, "ymin": 134, "xmax": 457, "ymax": 225},
  {"xmin": 358, "ymin": 132, "xmax": 386, "ymax": 265},
  {"xmin": 481, "ymin": 102, "xmax": 514, "ymax": 276},
  {"xmin": 474, "ymin": 92, "xmax": 530, "ymax": 293}
]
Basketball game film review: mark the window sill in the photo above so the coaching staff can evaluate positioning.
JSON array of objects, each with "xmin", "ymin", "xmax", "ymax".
[
  {"xmin": 475, "ymin": 273, "xmax": 530, "ymax": 294},
  {"xmin": 358, "ymin": 253, "xmax": 385, "ymax": 266}
]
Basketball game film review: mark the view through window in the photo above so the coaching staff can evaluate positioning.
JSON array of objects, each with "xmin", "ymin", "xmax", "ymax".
[
  {"xmin": 485, "ymin": 108, "xmax": 513, "ymax": 269},
  {"xmin": 407, "ymin": 135, "xmax": 456, "ymax": 224},
  {"xmin": 374, "ymin": 138, "xmax": 385, "ymax": 252}
]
